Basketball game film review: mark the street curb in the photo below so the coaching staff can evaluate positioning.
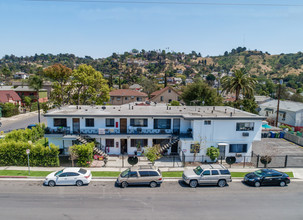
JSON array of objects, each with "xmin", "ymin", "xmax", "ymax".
[{"xmin": 0, "ymin": 176, "xmax": 27, "ymax": 178}]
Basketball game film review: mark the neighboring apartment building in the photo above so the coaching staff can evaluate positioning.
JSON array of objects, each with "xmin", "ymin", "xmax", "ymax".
[
  {"xmin": 109, "ymin": 89, "xmax": 148, "ymax": 105},
  {"xmin": 14, "ymin": 86, "xmax": 48, "ymax": 103},
  {"xmin": 259, "ymin": 100, "xmax": 303, "ymax": 131},
  {"xmin": 44, "ymin": 105, "xmax": 264, "ymax": 162},
  {"xmin": 0, "ymin": 90, "xmax": 21, "ymax": 105},
  {"xmin": 150, "ymin": 86, "xmax": 181, "ymax": 103}
]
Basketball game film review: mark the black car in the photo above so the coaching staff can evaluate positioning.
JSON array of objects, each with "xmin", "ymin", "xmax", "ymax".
[{"xmin": 244, "ymin": 169, "xmax": 290, "ymax": 187}]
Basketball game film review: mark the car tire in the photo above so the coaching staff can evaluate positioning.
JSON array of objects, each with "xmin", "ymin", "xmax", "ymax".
[
  {"xmin": 189, "ymin": 180, "xmax": 198, "ymax": 188},
  {"xmin": 121, "ymin": 181, "xmax": 128, "ymax": 188},
  {"xmin": 48, "ymin": 180, "xmax": 56, "ymax": 187},
  {"xmin": 254, "ymin": 181, "xmax": 261, "ymax": 187},
  {"xmin": 76, "ymin": 180, "xmax": 83, "ymax": 186},
  {"xmin": 218, "ymin": 179, "xmax": 226, "ymax": 187},
  {"xmin": 150, "ymin": 181, "xmax": 157, "ymax": 188},
  {"xmin": 280, "ymin": 181, "xmax": 286, "ymax": 187}
]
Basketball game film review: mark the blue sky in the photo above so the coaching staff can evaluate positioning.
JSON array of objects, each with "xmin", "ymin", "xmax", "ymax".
[{"xmin": 0, "ymin": 0, "xmax": 302, "ymax": 58}]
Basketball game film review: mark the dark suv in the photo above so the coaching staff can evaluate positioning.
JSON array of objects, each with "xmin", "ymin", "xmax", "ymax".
[{"xmin": 244, "ymin": 169, "xmax": 290, "ymax": 187}]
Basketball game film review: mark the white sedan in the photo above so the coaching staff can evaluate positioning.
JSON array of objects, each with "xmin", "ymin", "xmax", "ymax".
[{"xmin": 44, "ymin": 168, "xmax": 92, "ymax": 187}]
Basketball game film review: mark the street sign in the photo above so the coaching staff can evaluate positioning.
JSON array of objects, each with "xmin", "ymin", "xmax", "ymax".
[{"xmin": 26, "ymin": 149, "xmax": 30, "ymax": 154}]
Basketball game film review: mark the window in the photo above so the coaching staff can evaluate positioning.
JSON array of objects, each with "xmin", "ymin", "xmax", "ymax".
[
  {"xmin": 168, "ymin": 99, "xmax": 172, "ymax": 103},
  {"xmin": 117, "ymin": 97, "xmax": 121, "ymax": 101},
  {"xmin": 211, "ymin": 170, "xmax": 219, "ymax": 175},
  {"xmin": 190, "ymin": 143, "xmax": 200, "ymax": 153},
  {"xmin": 125, "ymin": 97, "xmax": 128, "ymax": 100},
  {"xmin": 130, "ymin": 118, "xmax": 148, "ymax": 127},
  {"xmin": 204, "ymin": 120, "xmax": 211, "ymax": 125},
  {"xmin": 149, "ymin": 171, "xmax": 160, "ymax": 176},
  {"xmin": 229, "ymin": 144, "xmax": 247, "ymax": 153},
  {"xmin": 85, "ymin": 118, "xmax": 94, "ymax": 127},
  {"xmin": 79, "ymin": 169, "xmax": 87, "ymax": 174},
  {"xmin": 106, "ymin": 118, "xmax": 115, "ymax": 127},
  {"xmin": 129, "ymin": 171, "xmax": 138, "ymax": 178},
  {"xmin": 168, "ymin": 89, "xmax": 171, "ymax": 93},
  {"xmin": 131, "ymin": 139, "xmax": 148, "ymax": 147},
  {"xmin": 66, "ymin": 172, "xmax": 80, "ymax": 177},
  {"xmin": 137, "ymin": 97, "xmax": 142, "ymax": 101},
  {"xmin": 272, "ymin": 173, "xmax": 282, "ymax": 177},
  {"xmin": 202, "ymin": 170, "xmax": 210, "ymax": 175},
  {"xmin": 106, "ymin": 139, "xmax": 114, "ymax": 148},
  {"xmin": 54, "ymin": 118, "xmax": 67, "ymax": 127},
  {"xmin": 236, "ymin": 122, "xmax": 254, "ymax": 131},
  {"xmin": 154, "ymin": 119, "xmax": 171, "ymax": 129},
  {"xmin": 59, "ymin": 173, "xmax": 67, "ymax": 177},
  {"xmin": 160, "ymin": 96, "xmax": 163, "ymax": 101},
  {"xmin": 219, "ymin": 170, "xmax": 230, "ymax": 175},
  {"xmin": 139, "ymin": 171, "xmax": 150, "ymax": 177}
]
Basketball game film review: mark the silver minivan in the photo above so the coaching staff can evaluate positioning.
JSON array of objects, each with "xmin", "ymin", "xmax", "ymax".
[
  {"xmin": 116, "ymin": 166, "xmax": 163, "ymax": 188},
  {"xmin": 183, "ymin": 164, "xmax": 232, "ymax": 188}
]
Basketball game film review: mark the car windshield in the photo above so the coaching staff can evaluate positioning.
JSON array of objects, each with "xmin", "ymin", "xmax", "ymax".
[
  {"xmin": 121, "ymin": 169, "xmax": 130, "ymax": 177},
  {"xmin": 55, "ymin": 170, "xmax": 63, "ymax": 176},
  {"xmin": 79, "ymin": 168, "xmax": 87, "ymax": 174},
  {"xmin": 193, "ymin": 166, "xmax": 203, "ymax": 175},
  {"xmin": 254, "ymin": 170, "xmax": 266, "ymax": 177}
]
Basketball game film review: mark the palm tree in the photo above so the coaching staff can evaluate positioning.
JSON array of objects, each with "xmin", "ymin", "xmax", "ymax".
[
  {"xmin": 29, "ymin": 75, "xmax": 43, "ymax": 123},
  {"xmin": 221, "ymin": 68, "xmax": 256, "ymax": 101}
]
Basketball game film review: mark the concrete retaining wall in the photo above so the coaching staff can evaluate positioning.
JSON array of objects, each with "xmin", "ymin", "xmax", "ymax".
[{"xmin": 284, "ymin": 132, "xmax": 303, "ymax": 146}]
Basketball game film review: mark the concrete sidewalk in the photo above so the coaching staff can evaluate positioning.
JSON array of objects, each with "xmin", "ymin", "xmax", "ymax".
[
  {"xmin": 1, "ymin": 166, "xmax": 303, "ymax": 179},
  {"xmin": 0, "ymin": 111, "xmax": 39, "ymax": 123}
]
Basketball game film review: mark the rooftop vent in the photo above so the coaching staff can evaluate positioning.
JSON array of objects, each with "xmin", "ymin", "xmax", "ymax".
[
  {"xmin": 211, "ymin": 110, "xmax": 213, "ymax": 114},
  {"xmin": 225, "ymin": 109, "xmax": 227, "ymax": 113},
  {"xmin": 230, "ymin": 112, "xmax": 232, "ymax": 117},
  {"xmin": 213, "ymin": 107, "xmax": 215, "ymax": 111},
  {"xmin": 85, "ymin": 109, "xmax": 88, "ymax": 111}
]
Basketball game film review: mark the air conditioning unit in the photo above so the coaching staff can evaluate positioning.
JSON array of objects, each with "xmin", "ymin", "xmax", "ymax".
[
  {"xmin": 236, "ymin": 153, "xmax": 242, "ymax": 157},
  {"xmin": 242, "ymin": 132, "xmax": 249, "ymax": 137}
]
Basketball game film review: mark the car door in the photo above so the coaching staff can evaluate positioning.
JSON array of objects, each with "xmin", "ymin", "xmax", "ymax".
[
  {"xmin": 210, "ymin": 170, "xmax": 220, "ymax": 184},
  {"xmin": 56, "ymin": 173, "xmax": 67, "ymax": 185},
  {"xmin": 262, "ymin": 173, "xmax": 273, "ymax": 186},
  {"xmin": 271, "ymin": 173, "xmax": 283, "ymax": 185},
  {"xmin": 138, "ymin": 171, "xmax": 150, "ymax": 185},
  {"xmin": 128, "ymin": 171, "xmax": 139, "ymax": 185},
  {"xmin": 66, "ymin": 172, "xmax": 80, "ymax": 185},
  {"xmin": 199, "ymin": 170, "xmax": 212, "ymax": 185}
]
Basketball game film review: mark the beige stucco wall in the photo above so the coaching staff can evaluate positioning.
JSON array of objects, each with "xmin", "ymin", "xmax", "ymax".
[
  {"xmin": 110, "ymin": 96, "xmax": 148, "ymax": 105},
  {"xmin": 151, "ymin": 89, "xmax": 180, "ymax": 103}
]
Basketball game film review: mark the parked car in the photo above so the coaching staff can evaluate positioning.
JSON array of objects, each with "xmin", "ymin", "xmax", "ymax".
[
  {"xmin": 244, "ymin": 169, "xmax": 290, "ymax": 187},
  {"xmin": 116, "ymin": 166, "xmax": 163, "ymax": 188},
  {"xmin": 44, "ymin": 168, "xmax": 92, "ymax": 187},
  {"xmin": 27, "ymin": 124, "xmax": 37, "ymax": 129},
  {"xmin": 182, "ymin": 164, "xmax": 232, "ymax": 188}
]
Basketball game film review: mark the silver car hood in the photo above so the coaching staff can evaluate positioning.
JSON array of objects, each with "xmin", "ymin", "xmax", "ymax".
[{"xmin": 183, "ymin": 168, "xmax": 199, "ymax": 178}]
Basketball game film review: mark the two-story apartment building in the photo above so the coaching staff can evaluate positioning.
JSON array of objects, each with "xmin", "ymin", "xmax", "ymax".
[
  {"xmin": 109, "ymin": 89, "xmax": 148, "ymax": 105},
  {"xmin": 44, "ymin": 105, "xmax": 265, "ymax": 162}
]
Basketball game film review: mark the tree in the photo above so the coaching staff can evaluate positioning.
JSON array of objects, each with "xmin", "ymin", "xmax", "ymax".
[
  {"xmin": 29, "ymin": 75, "xmax": 43, "ymax": 123},
  {"xmin": 181, "ymin": 80, "xmax": 223, "ymax": 106},
  {"xmin": 23, "ymin": 96, "xmax": 32, "ymax": 110},
  {"xmin": 144, "ymin": 145, "xmax": 162, "ymax": 165},
  {"xmin": 221, "ymin": 68, "xmax": 257, "ymax": 101},
  {"xmin": 71, "ymin": 64, "xmax": 110, "ymax": 105},
  {"xmin": 206, "ymin": 146, "xmax": 220, "ymax": 161},
  {"xmin": 43, "ymin": 64, "xmax": 72, "ymax": 106},
  {"xmin": 141, "ymin": 77, "xmax": 159, "ymax": 98}
]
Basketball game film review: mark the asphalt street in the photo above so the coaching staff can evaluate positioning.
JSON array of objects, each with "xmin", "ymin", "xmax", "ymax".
[
  {"xmin": 0, "ymin": 180, "xmax": 302, "ymax": 220},
  {"xmin": 0, "ymin": 113, "xmax": 47, "ymax": 132}
]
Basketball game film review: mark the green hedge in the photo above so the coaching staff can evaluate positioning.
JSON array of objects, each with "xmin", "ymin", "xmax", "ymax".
[
  {"xmin": 70, "ymin": 143, "xmax": 94, "ymax": 167},
  {"xmin": 0, "ymin": 141, "xmax": 59, "ymax": 167},
  {"xmin": 4, "ymin": 124, "xmax": 45, "ymax": 143},
  {"xmin": 0, "ymin": 103, "xmax": 19, "ymax": 117}
]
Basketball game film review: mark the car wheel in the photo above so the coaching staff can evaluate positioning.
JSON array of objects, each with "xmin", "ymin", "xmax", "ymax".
[
  {"xmin": 48, "ymin": 180, "xmax": 56, "ymax": 187},
  {"xmin": 254, "ymin": 181, "xmax": 261, "ymax": 187},
  {"xmin": 218, "ymin": 179, "xmax": 226, "ymax": 187},
  {"xmin": 121, "ymin": 181, "xmax": 128, "ymax": 188},
  {"xmin": 76, "ymin": 180, "xmax": 83, "ymax": 186},
  {"xmin": 150, "ymin": 181, "xmax": 157, "ymax": 188},
  {"xmin": 189, "ymin": 180, "xmax": 198, "ymax": 188},
  {"xmin": 280, "ymin": 181, "xmax": 286, "ymax": 187}
]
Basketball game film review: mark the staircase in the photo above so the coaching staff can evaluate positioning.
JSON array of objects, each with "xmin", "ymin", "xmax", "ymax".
[
  {"xmin": 76, "ymin": 136, "xmax": 109, "ymax": 160},
  {"xmin": 157, "ymin": 137, "xmax": 179, "ymax": 155}
]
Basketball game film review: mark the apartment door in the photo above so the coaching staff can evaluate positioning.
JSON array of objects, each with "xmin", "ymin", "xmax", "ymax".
[
  {"xmin": 120, "ymin": 139, "xmax": 128, "ymax": 154},
  {"xmin": 72, "ymin": 118, "xmax": 80, "ymax": 134},
  {"xmin": 120, "ymin": 118, "xmax": 127, "ymax": 134},
  {"xmin": 173, "ymin": 119, "xmax": 180, "ymax": 134},
  {"xmin": 218, "ymin": 144, "xmax": 227, "ymax": 158}
]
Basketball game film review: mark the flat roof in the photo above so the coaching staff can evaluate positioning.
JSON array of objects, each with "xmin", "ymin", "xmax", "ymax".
[
  {"xmin": 45, "ymin": 104, "xmax": 266, "ymax": 120},
  {"xmin": 260, "ymin": 100, "xmax": 303, "ymax": 112}
]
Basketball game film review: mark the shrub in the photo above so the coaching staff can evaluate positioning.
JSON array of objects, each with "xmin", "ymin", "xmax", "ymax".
[
  {"xmin": 30, "ymin": 102, "xmax": 38, "ymax": 112},
  {"xmin": 206, "ymin": 146, "xmax": 220, "ymax": 161},
  {"xmin": 0, "ymin": 141, "xmax": 59, "ymax": 167},
  {"xmin": 226, "ymin": 156, "xmax": 236, "ymax": 167},
  {"xmin": 69, "ymin": 143, "xmax": 94, "ymax": 167},
  {"xmin": 5, "ymin": 124, "xmax": 45, "ymax": 143},
  {"xmin": 0, "ymin": 103, "xmax": 19, "ymax": 117},
  {"xmin": 144, "ymin": 145, "xmax": 161, "ymax": 164},
  {"xmin": 169, "ymin": 100, "xmax": 180, "ymax": 106},
  {"xmin": 260, "ymin": 155, "xmax": 272, "ymax": 168}
]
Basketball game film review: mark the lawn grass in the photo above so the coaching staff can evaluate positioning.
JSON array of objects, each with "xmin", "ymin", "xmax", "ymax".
[{"xmin": 0, "ymin": 170, "xmax": 294, "ymax": 178}]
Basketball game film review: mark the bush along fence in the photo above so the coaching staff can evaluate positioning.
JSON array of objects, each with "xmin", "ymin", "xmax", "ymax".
[
  {"xmin": 69, "ymin": 143, "xmax": 94, "ymax": 167},
  {"xmin": 0, "ymin": 124, "xmax": 60, "ymax": 167}
]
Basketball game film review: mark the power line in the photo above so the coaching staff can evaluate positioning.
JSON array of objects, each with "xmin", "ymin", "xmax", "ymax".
[{"xmin": 25, "ymin": 0, "xmax": 303, "ymax": 7}]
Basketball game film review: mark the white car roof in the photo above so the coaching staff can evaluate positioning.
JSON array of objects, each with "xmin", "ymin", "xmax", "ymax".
[{"xmin": 63, "ymin": 167, "xmax": 81, "ymax": 173}]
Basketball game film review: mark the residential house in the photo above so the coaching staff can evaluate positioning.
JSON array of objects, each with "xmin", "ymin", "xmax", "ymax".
[
  {"xmin": 14, "ymin": 86, "xmax": 48, "ymax": 103},
  {"xmin": 12, "ymin": 81, "xmax": 53, "ymax": 98},
  {"xmin": 259, "ymin": 100, "xmax": 303, "ymax": 131},
  {"xmin": 13, "ymin": 72, "xmax": 29, "ymax": 80},
  {"xmin": 254, "ymin": 96, "xmax": 272, "ymax": 104},
  {"xmin": 109, "ymin": 89, "xmax": 148, "ymax": 105},
  {"xmin": 150, "ymin": 86, "xmax": 181, "ymax": 104},
  {"xmin": 129, "ymin": 84, "xmax": 142, "ymax": 91},
  {"xmin": 0, "ymin": 90, "xmax": 21, "ymax": 105},
  {"xmin": 44, "ymin": 105, "xmax": 265, "ymax": 162}
]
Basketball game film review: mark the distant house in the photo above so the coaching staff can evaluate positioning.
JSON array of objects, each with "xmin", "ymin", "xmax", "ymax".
[
  {"xmin": 0, "ymin": 90, "xmax": 21, "ymax": 105},
  {"xmin": 12, "ymin": 81, "xmax": 52, "ymax": 98},
  {"xmin": 259, "ymin": 100, "xmax": 303, "ymax": 131},
  {"xmin": 129, "ymin": 84, "xmax": 142, "ymax": 91},
  {"xmin": 254, "ymin": 96, "xmax": 272, "ymax": 104},
  {"xmin": 14, "ymin": 86, "xmax": 48, "ymax": 103},
  {"xmin": 13, "ymin": 72, "xmax": 29, "ymax": 80},
  {"xmin": 173, "ymin": 77, "xmax": 182, "ymax": 84},
  {"xmin": 150, "ymin": 86, "xmax": 181, "ymax": 103},
  {"xmin": 185, "ymin": 79, "xmax": 193, "ymax": 85},
  {"xmin": 109, "ymin": 89, "xmax": 148, "ymax": 105}
]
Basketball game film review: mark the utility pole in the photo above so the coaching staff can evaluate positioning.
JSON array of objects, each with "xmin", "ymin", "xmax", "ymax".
[{"xmin": 275, "ymin": 79, "xmax": 283, "ymax": 127}]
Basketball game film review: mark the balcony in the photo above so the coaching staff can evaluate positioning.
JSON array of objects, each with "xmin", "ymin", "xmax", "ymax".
[{"xmin": 45, "ymin": 127, "xmax": 192, "ymax": 138}]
